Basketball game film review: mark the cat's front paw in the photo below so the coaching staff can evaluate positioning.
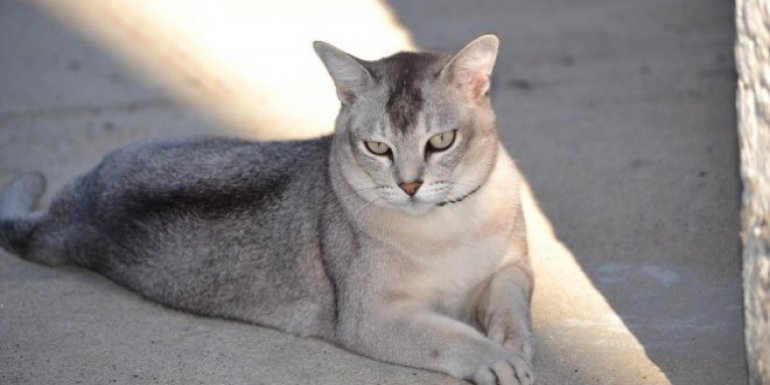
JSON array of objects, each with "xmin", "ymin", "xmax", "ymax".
[
  {"xmin": 485, "ymin": 310, "xmax": 535, "ymax": 361},
  {"xmin": 471, "ymin": 354, "xmax": 535, "ymax": 385},
  {"xmin": 502, "ymin": 333, "xmax": 535, "ymax": 362}
]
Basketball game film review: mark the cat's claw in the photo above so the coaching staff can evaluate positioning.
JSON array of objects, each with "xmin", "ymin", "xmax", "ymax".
[{"xmin": 471, "ymin": 355, "xmax": 535, "ymax": 385}]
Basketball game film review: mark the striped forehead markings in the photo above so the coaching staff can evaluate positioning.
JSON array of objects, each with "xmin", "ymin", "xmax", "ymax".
[{"xmin": 376, "ymin": 52, "xmax": 442, "ymax": 134}]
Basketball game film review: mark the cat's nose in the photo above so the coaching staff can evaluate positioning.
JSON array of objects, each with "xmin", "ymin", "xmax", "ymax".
[{"xmin": 398, "ymin": 181, "xmax": 422, "ymax": 196}]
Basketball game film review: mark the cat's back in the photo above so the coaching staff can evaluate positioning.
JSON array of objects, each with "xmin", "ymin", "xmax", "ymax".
[
  {"xmin": 97, "ymin": 135, "xmax": 329, "ymax": 192},
  {"xmin": 74, "ymin": 135, "xmax": 332, "ymax": 220},
  {"xmin": 70, "ymin": 134, "xmax": 333, "ymax": 243}
]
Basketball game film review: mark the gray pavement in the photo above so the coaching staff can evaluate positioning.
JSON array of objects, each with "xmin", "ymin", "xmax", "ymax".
[{"xmin": 0, "ymin": 0, "xmax": 745, "ymax": 384}]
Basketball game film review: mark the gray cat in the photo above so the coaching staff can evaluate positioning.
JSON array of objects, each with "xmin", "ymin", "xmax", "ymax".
[{"xmin": 0, "ymin": 35, "xmax": 535, "ymax": 385}]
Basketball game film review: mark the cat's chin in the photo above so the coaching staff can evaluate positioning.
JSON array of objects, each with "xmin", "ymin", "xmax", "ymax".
[{"xmin": 393, "ymin": 201, "xmax": 436, "ymax": 217}]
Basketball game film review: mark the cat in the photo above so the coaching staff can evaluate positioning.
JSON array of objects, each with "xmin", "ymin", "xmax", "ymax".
[{"xmin": 0, "ymin": 35, "xmax": 535, "ymax": 385}]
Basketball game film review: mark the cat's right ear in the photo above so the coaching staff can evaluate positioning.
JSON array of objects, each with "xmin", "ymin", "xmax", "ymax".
[{"xmin": 313, "ymin": 42, "xmax": 373, "ymax": 105}]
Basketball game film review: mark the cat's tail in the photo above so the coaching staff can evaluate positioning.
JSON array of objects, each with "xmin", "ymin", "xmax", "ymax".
[{"xmin": 0, "ymin": 172, "xmax": 51, "ymax": 261}]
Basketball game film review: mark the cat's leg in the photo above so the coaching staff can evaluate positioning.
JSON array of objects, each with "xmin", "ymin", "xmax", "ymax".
[
  {"xmin": 476, "ymin": 263, "xmax": 535, "ymax": 361},
  {"xmin": 339, "ymin": 305, "xmax": 534, "ymax": 385}
]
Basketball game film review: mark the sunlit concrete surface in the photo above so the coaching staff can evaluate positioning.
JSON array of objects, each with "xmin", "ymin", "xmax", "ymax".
[
  {"xmin": 0, "ymin": 0, "xmax": 743, "ymax": 384},
  {"xmin": 29, "ymin": 0, "xmax": 414, "ymax": 140}
]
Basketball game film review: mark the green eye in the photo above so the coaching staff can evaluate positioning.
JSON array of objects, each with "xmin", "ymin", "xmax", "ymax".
[
  {"xmin": 427, "ymin": 130, "xmax": 456, "ymax": 152},
  {"xmin": 364, "ymin": 141, "xmax": 391, "ymax": 156}
]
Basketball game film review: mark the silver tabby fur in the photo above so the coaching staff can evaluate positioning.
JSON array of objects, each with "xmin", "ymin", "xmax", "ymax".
[{"xmin": 0, "ymin": 35, "xmax": 535, "ymax": 385}]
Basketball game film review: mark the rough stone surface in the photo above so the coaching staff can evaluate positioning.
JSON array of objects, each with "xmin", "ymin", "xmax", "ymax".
[{"xmin": 737, "ymin": 0, "xmax": 770, "ymax": 383}]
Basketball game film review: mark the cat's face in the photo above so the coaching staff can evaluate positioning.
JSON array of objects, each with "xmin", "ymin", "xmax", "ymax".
[{"xmin": 316, "ymin": 36, "xmax": 500, "ymax": 216}]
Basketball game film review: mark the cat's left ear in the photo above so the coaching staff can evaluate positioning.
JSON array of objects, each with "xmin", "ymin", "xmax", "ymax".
[
  {"xmin": 440, "ymin": 35, "xmax": 499, "ymax": 101},
  {"xmin": 313, "ymin": 41, "xmax": 374, "ymax": 105}
]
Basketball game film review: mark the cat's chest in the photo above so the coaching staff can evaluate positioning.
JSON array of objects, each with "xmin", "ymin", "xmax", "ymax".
[
  {"xmin": 379, "ymin": 220, "xmax": 512, "ymax": 317},
  {"xmin": 426, "ymin": 234, "xmax": 505, "ymax": 303}
]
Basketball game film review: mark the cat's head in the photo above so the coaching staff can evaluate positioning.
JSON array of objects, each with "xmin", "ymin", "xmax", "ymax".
[{"xmin": 315, "ymin": 35, "xmax": 501, "ymax": 216}]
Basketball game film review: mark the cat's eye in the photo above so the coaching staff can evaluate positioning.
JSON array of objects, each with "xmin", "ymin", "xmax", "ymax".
[
  {"xmin": 364, "ymin": 141, "xmax": 391, "ymax": 156},
  {"xmin": 426, "ymin": 130, "xmax": 456, "ymax": 152}
]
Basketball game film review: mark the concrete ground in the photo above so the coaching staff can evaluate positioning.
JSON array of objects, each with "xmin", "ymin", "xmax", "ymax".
[{"xmin": 0, "ymin": 0, "xmax": 744, "ymax": 384}]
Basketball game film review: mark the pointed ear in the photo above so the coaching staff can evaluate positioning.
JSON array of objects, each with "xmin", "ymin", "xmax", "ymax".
[
  {"xmin": 440, "ymin": 35, "xmax": 499, "ymax": 100},
  {"xmin": 313, "ymin": 41, "xmax": 373, "ymax": 105}
]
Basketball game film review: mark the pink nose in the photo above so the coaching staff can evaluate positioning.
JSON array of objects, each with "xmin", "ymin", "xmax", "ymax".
[{"xmin": 399, "ymin": 181, "xmax": 422, "ymax": 196}]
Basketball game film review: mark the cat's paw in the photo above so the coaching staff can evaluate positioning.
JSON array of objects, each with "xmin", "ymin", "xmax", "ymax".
[
  {"xmin": 502, "ymin": 333, "xmax": 535, "ymax": 362},
  {"xmin": 471, "ymin": 354, "xmax": 535, "ymax": 385},
  {"xmin": 485, "ymin": 310, "xmax": 535, "ymax": 361}
]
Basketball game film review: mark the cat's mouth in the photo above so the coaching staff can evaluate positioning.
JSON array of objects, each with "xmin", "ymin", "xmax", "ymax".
[{"xmin": 383, "ymin": 183, "xmax": 483, "ymax": 215}]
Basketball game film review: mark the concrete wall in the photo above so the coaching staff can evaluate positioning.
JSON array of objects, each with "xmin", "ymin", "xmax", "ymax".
[{"xmin": 736, "ymin": 1, "xmax": 770, "ymax": 383}]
